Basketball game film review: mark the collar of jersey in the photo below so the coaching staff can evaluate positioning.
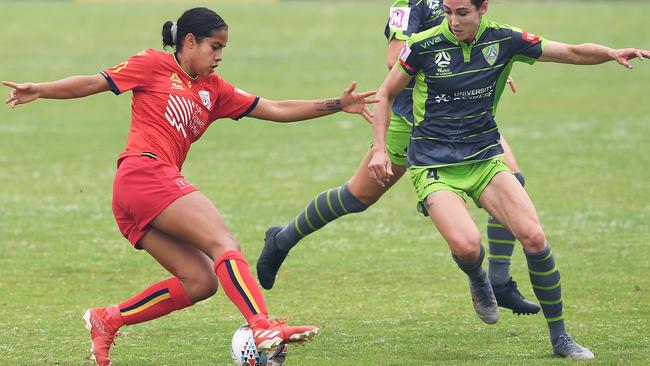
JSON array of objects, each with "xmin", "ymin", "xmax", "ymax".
[
  {"xmin": 441, "ymin": 16, "xmax": 488, "ymax": 47},
  {"xmin": 172, "ymin": 53, "xmax": 199, "ymax": 81}
]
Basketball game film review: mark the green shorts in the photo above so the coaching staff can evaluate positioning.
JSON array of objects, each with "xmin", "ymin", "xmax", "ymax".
[
  {"xmin": 370, "ymin": 113, "xmax": 412, "ymax": 167},
  {"xmin": 409, "ymin": 156, "xmax": 511, "ymax": 212}
]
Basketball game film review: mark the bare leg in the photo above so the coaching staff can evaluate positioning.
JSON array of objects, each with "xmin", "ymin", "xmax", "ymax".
[
  {"xmin": 425, "ymin": 190, "xmax": 499, "ymax": 324},
  {"xmin": 257, "ymin": 149, "xmax": 405, "ymax": 290}
]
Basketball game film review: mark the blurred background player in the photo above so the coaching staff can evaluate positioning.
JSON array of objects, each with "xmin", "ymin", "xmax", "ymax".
[
  {"xmin": 369, "ymin": 0, "xmax": 650, "ymax": 360},
  {"xmin": 257, "ymin": 0, "xmax": 540, "ymax": 316},
  {"xmin": 3, "ymin": 7, "xmax": 377, "ymax": 366}
]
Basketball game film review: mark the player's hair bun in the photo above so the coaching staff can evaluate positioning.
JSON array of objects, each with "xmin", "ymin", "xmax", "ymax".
[{"xmin": 162, "ymin": 21, "xmax": 175, "ymax": 47}]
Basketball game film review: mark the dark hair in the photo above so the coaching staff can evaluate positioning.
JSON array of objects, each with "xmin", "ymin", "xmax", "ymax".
[
  {"xmin": 162, "ymin": 7, "xmax": 228, "ymax": 50},
  {"xmin": 470, "ymin": 0, "xmax": 487, "ymax": 9}
]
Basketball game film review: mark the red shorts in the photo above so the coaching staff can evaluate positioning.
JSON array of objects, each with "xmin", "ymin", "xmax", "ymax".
[{"xmin": 112, "ymin": 156, "xmax": 196, "ymax": 248}]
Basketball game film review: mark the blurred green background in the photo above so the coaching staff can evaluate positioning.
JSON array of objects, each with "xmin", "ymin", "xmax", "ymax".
[{"xmin": 1, "ymin": 1, "xmax": 649, "ymax": 365}]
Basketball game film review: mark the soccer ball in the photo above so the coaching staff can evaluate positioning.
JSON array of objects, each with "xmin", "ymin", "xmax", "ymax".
[{"xmin": 231, "ymin": 324, "xmax": 288, "ymax": 366}]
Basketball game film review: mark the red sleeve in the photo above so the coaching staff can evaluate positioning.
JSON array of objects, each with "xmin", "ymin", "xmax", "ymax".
[
  {"xmin": 209, "ymin": 76, "xmax": 259, "ymax": 121},
  {"xmin": 101, "ymin": 49, "xmax": 157, "ymax": 95}
]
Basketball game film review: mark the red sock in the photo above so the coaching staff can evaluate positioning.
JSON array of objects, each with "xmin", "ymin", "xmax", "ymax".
[
  {"xmin": 117, "ymin": 277, "xmax": 193, "ymax": 326},
  {"xmin": 215, "ymin": 250, "xmax": 269, "ymax": 325}
]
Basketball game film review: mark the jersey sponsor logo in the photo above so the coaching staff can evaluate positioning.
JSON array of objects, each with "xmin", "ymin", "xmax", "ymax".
[
  {"xmin": 482, "ymin": 44, "xmax": 500, "ymax": 66},
  {"xmin": 432, "ymin": 82, "xmax": 496, "ymax": 104},
  {"xmin": 198, "ymin": 90, "xmax": 211, "ymax": 109},
  {"xmin": 111, "ymin": 61, "xmax": 128, "ymax": 74},
  {"xmin": 389, "ymin": 7, "xmax": 410, "ymax": 31},
  {"xmin": 420, "ymin": 36, "xmax": 443, "ymax": 49},
  {"xmin": 522, "ymin": 31, "xmax": 540, "ymax": 44},
  {"xmin": 170, "ymin": 72, "xmax": 185, "ymax": 91},
  {"xmin": 164, "ymin": 94, "xmax": 197, "ymax": 138},
  {"xmin": 426, "ymin": 0, "xmax": 442, "ymax": 10}
]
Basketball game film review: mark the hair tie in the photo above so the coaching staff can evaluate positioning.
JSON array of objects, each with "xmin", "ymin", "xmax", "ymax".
[{"xmin": 171, "ymin": 22, "xmax": 178, "ymax": 45}]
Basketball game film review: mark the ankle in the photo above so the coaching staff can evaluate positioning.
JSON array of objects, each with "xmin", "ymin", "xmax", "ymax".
[{"xmin": 249, "ymin": 313, "xmax": 270, "ymax": 328}]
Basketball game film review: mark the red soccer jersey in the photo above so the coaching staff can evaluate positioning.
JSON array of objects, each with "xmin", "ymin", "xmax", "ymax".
[{"xmin": 101, "ymin": 49, "xmax": 259, "ymax": 170}]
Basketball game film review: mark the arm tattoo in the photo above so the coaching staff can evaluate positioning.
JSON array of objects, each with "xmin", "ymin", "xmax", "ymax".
[{"xmin": 315, "ymin": 99, "xmax": 341, "ymax": 112}]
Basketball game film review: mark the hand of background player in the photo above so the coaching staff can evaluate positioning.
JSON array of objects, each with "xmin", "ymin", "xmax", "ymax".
[
  {"xmin": 339, "ymin": 82, "xmax": 378, "ymax": 123},
  {"xmin": 608, "ymin": 48, "xmax": 650, "ymax": 69},
  {"xmin": 368, "ymin": 147, "xmax": 393, "ymax": 187},
  {"xmin": 3, "ymin": 81, "xmax": 40, "ymax": 108}
]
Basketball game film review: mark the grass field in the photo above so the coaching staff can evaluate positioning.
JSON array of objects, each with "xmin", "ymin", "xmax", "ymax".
[{"xmin": 1, "ymin": 1, "xmax": 649, "ymax": 365}]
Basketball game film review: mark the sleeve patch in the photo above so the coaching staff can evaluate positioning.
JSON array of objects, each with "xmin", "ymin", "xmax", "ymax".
[
  {"xmin": 522, "ymin": 31, "xmax": 540, "ymax": 43},
  {"xmin": 389, "ymin": 7, "xmax": 411, "ymax": 31},
  {"xmin": 399, "ymin": 44, "xmax": 412, "ymax": 63}
]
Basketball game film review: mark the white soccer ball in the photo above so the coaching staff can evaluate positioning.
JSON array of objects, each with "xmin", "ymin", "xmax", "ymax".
[{"xmin": 231, "ymin": 324, "xmax": 288, "ymax": 366}]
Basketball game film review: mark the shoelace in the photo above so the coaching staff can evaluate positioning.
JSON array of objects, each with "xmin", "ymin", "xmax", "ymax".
[
  {"xmin": 269, "ymin": 318, "xmax": 288, "ymax": 327},
  {"xmin": 474, "ymin": 281, "xmax": 494, "ymax": 306},
  {"xmin": 555, "ymin": 335, "xmax": 580, "ymax": 351},
  {"xmin": 507, "ymin": 280, "xmax": 526, "ymax": 300}
]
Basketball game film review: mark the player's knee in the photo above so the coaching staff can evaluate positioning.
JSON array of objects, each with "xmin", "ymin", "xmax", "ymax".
[
  {"xmin": 518, "ymin": 227, "xmax": 546, "ymax": 252},
  {"xmin": 185, "ymin": 270, "xmax": 218, "ymax": 302},
  {"xmin": 205, "ymin": 236, "xmax": 240, "ymax": 258},
  {"xmin": 448, "ymin": 234, "xmax": 482, "ymax": 262},
  {"xmin": 352, "ymin": 191, "xmax": 380, "ymax": 206}
]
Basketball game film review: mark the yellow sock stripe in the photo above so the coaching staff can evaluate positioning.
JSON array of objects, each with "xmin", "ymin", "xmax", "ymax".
[
  {"xmin": 121, "ymin": 293, "xmax": 171, "ymax": 316},
  {"xmin": 546, "ymin": 315, "xmax": 564, "ymax": 323},
  {"xmin": 532, "ymin": 281, "xmax": 561, "ymax": 291},
  {"xmin": 313, "ymin": 194, "xmax": 327, "ymax": 224},
  {"xmin": 539, "ymin": 298, "xmax": 563, "ymax": 305},
  {"xmin": 529, "ymin": 265, "xmax": 557, "ymax": 276},
  {"xmin": 488, "ymin": 239, "xmax": 516, "ymax": 244},
  {"xmin": 337, "ymin": 188, "xmax": 350, "ymax": 214},
  {"xmin": 488, "ymin": 254, "xmax": 513, "ymax": 260},
  {"xmin": 303, "ymin": 205, "xmax": 317, "ymax": 231},
  {"xmin": 229, "ymin": 259, "xmax": 261, "ymax": 314},
  {"xmin": 293, "ymin": 216, "xmax": 306, "ymax": 237},
  {"xmin": 325, "ymin": 189, "xmax": 341, "ymax": 218},
  {"xmin": 533, "ymin": 250, "xmax": 553, "ymax": 262}
]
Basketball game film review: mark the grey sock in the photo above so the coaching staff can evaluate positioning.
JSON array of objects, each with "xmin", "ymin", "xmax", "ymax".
[
  {"xmin": 275, "ymin": 184, "xmax": 368, "ymax": 252},
  {"xmin": 525, "ymin": 245, "xmax": 566, "ymax": 342},
  {"xmin": 453, "ymin": 246, "xmax": 487, "ymax": 281}
]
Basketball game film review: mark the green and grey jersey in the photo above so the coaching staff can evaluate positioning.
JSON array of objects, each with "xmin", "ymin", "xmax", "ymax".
[
  {"xmin": 398, "ymin": 17, "xmax": 546, "ymax": 167},
  {"xmin": 385, "ymin": 0, "xmax": 445, "ymax": 122}
]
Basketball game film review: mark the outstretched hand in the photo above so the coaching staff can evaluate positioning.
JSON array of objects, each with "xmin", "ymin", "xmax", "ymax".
[
  {"xmin": 3, "ymin": 81, "xmax": 40, "ymax": 108},
  {"xmin": 609, "ymin": 48, "xmax": 650, "ymax": 69},
  {"xmin": 340, "ymin": 81, "xmax": 378, "ymax": 123}
]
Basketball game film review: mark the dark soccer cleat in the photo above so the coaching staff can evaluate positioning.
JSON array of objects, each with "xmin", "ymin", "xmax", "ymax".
[
  {"xmin": 469, "ymin": 273, "xmax": 500, "ymax": 324},
  {"xmin": 492, "ymin": 277, "xmax": 541, "ymax": 315},
  {"xmin": 552, "ymin": 334, "xmax": 594, "ymax": 360},
  {"xmin": 256, "ymin": 226, "xmax": 289, "ymax": 290}
]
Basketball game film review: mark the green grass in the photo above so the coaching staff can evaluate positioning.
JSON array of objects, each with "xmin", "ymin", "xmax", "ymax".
[{"xmin": 1, "ymin": 1, "xmax": 649, "ymax": 365}]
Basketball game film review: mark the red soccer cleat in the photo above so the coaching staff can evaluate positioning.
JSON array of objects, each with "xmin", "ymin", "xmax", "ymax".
[
  {"xmin": 251, "ymin": 317, "xmax": 319, "ymax": 352},
  {"xmin": 83, "ymin": 308, "xmax": 121, "ymax": 366}
]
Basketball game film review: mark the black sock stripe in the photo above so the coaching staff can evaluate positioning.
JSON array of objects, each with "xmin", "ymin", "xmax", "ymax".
[
  {"xmin": 225, "ymin": 260, "xmax": 258, "ymax": 315},
  {"xmin": 120, "ymin": 288, "xmax": 169, "ymax": 313}
]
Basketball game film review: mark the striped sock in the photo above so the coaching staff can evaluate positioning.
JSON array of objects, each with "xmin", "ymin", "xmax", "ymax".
[
  {"xmin": 525, "ymin": 245, "xmax": 566, "ymax": 342},
  {"xmin": 215, "ymin": 250, "xmax": 268, "ymax": 324},
  {"xmin": 118, "ymin": 277, "xmax": 193, "ymax": 326},
  {"xmin": 487, "ymin": 172, "xmax": 525, "ymax": 286},
  {"xmin": 275, "ymin": 184, "xmax": 368, "ymax": 252},
  {"xmin": 487, "ymin": 217, "xmax": 516, "ymax": 286},
  {"xmin": 452, "ymin": 246, "xmax": 487, "ymax": 281}
]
